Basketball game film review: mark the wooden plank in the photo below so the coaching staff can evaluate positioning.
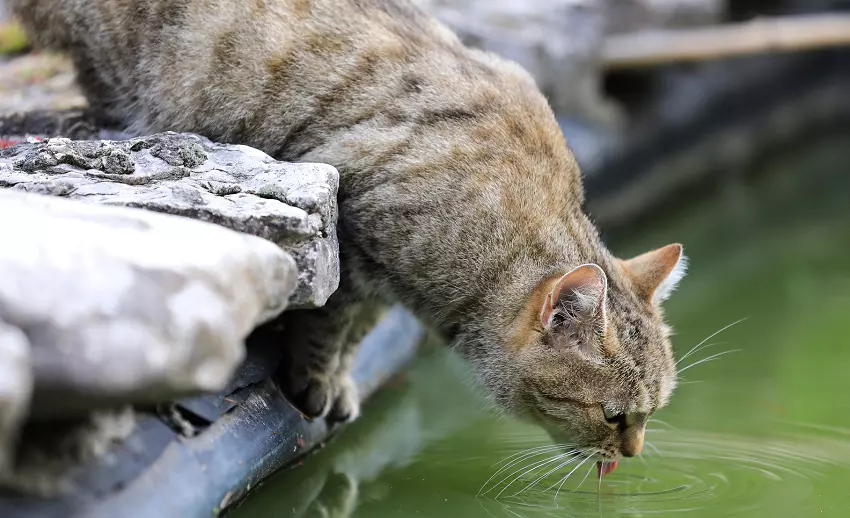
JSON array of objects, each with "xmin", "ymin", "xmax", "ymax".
[{"xmin": 603, "ymin": 14, "xmax": 850, "ymax": 69}]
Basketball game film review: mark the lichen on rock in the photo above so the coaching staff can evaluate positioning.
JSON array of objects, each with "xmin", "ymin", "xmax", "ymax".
[{"xmin": 0, "ymin": 131, "xmax": 340, "ymax": 307}]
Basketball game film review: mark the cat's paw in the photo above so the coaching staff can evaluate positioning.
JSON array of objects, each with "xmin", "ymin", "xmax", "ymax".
[
  {"xmin": 326, "ymin": 374, "xmax": 360, "ymax": 424},
  {"xmin": 279, "ymin": 368, "xmax": 335, "ymax": 420},
  {"xmin": 277, "ymin": 367, "xmax": 359, "ymax": 423}
]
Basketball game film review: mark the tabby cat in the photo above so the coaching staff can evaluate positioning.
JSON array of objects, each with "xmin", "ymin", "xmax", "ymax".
[{"xmin": 11, "ymin": 0, "xmax": 687, "ymax": 470}]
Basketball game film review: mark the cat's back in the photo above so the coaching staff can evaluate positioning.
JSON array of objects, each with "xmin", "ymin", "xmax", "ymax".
[
  {"xmin": 11, "ymin": 1, "xmax": 525, "ymax": 141},
  {"xmin": 12, "ymin": 0, "xmax": 450, "ymax": 60},
  {"xmin": 12, "ymin": 0, "xmax": 583, "ymax": 221}
]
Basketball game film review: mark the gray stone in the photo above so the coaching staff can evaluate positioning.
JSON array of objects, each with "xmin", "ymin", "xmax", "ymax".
[
  {"xmin": 0, "ymin": 189, "xmax": 297, "ymax": 418},
  {"xmin": 0, "ymin": 132, "xmax": 340, "ymax": 307}
]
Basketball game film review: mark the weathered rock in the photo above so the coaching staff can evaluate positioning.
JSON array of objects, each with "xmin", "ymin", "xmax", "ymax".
[
  {"xmin": 0, "ymin": 189, "xmax": 297, "ymax": 418},
  {"xmin": 0, "ymin": 132, "xmax": 340, "ymax": 307}
]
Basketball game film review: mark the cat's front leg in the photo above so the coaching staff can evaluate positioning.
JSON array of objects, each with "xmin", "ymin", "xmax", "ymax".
[
  {"xmin": 275, "ymin": 300, "xmax": 351, "ymax": 420},
  {"xmin": 274, "ymin": 287, "xmax": 377, "ymax": 423},
  {"xmin": 325, "ymin": 299, "xmax": 388, "ymax": 423}
]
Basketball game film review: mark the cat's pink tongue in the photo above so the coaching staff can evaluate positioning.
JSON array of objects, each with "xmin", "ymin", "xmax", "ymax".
[{"xmin": 596, "ymin": 460, "xmax": 619, "ymax": 478}]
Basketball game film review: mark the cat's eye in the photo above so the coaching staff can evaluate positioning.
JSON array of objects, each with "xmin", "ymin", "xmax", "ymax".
[{"xmin": 602, "ymin": 405, "xmax": 624, "ymax": 425}]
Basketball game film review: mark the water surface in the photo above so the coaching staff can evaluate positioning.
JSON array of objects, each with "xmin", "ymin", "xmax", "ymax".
[{"xmin": 230, "ymin": 135, "xmax": 850, "ymax": 517}]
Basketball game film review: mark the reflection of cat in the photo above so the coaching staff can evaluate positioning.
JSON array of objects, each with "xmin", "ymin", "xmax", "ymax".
[
  {"xmin": 304, "ymin": 473, "xmax": 358, "ymax": 518},
  {"xmin": 12, "ymin": 0, "xmax": 685, "ymax": 463}
]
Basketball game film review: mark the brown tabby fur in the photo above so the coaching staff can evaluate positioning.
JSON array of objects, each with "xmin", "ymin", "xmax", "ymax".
[{"xmin": 11, "ymin": 0, "xmax": 687, "ymax": 460}]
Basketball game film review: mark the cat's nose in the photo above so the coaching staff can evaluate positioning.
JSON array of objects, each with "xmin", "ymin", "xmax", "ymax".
[{"xmin": 620, "ymin": 425, "xmax": 645, "ymax": 457}]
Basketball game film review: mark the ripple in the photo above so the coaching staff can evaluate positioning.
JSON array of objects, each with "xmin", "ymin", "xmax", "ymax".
[{"xmin": 476, "ymin": 425, "xmax": 850, "ymax": 517}]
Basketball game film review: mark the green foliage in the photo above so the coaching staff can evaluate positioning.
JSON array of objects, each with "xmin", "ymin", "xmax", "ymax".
[{"xmin": 0, "ymin": 21, "xmax": 30, "ymax": 56}]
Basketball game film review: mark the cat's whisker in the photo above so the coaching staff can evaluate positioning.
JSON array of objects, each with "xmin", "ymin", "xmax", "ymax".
[
  {"xmin": 512, "ymin": 452, "xmax": 584, "ymax": 496},
  {"xmin": 546, "ymin": 455, "xmax": 593, "ymax": 497},
  {"xmin": 676, "ymin": 318, "xmax": 747, "ymax": 365},
  {"xmin": 597, "ymin": 463, "xmax": 602, "ymax": 496},
  {"xmin": 560, "ymin": 457, "xmax": 596, "ymax": 496},
  {"xmin": 645, "ymin": 441, "xmax": 663, "ymax": 458},
  {"xmin": 675, "ymin": 341, "xmax": 726, "ymax": 365},
  {"xmin": 491, "ymin": 444, "xmax": 565, "ymax": 468},
  {"xmin": 479, "ymin": 447, "xmax": 564, "ymax": 495},
  {"xmin": 676, "ymin": 379, "xmax": 706, "ymax": 385},
  {"xmin": 575, "ymin": 459, "xmax": 596, "ymax": 491},
  {"xmin": 494, "ymin": 452, "xmax": 577, "ymax": 499},
  {"xmin": 648, "ymin": 418, "xmax": 677, "ymax": 430},
  {"xmin": 677, "ymin": 349, "xmax": 741, "ymax": 375},
  {"xmin": 483, "ymin": 451, "xmax": 574, "ymax": 498},
  {"xmin": 482, "ymin": 444, "xmax": 564, "ymax": 486},
  {"xmin": 551, "ymin": 455, "xmax": 595, "ymax": 501}
]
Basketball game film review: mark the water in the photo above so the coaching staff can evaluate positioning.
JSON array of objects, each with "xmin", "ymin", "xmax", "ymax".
[{"xmin": 230, "ymin": 135, "xmax": 850, "ymax": 517}]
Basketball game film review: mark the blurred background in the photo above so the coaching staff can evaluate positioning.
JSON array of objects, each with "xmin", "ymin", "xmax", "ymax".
[{"xmin": 2, "ymin": 0, "xmax": 849, "ymax": 517}]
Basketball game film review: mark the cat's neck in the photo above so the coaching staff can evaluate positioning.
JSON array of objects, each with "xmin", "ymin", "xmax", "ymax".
[{"xmin": 430, "ymin": 211, "xmax": 615, "ymax": 345}]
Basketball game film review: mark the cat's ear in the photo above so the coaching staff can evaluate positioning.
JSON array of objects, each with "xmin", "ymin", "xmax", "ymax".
[
  {"xmin": 540, "ymin": 264, "xmax": 608, "ymax": 332},
  {"xmin": 621, "ymin": 243, "xmax": 687, "ymax": 305}
]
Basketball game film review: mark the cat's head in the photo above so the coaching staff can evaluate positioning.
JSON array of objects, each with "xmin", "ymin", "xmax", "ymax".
[{"xmin": 497, "ymin": 244, "xmax": 686, "ymax": 462}]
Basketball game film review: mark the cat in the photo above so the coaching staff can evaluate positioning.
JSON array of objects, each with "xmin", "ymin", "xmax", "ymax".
[{"xmin": 10, "ymin": 0, "xmax": 686, "ymax": 468}]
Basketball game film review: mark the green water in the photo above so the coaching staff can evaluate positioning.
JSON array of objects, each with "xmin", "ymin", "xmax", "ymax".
[{"xmin": 231, "ymin": 135, "xmax": 850, "ymax": 518}]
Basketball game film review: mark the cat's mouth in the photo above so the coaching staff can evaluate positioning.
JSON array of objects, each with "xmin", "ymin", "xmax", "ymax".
[{"xmin": 596, "ymin": 459, "xmax": 618, "ymax": 478}]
